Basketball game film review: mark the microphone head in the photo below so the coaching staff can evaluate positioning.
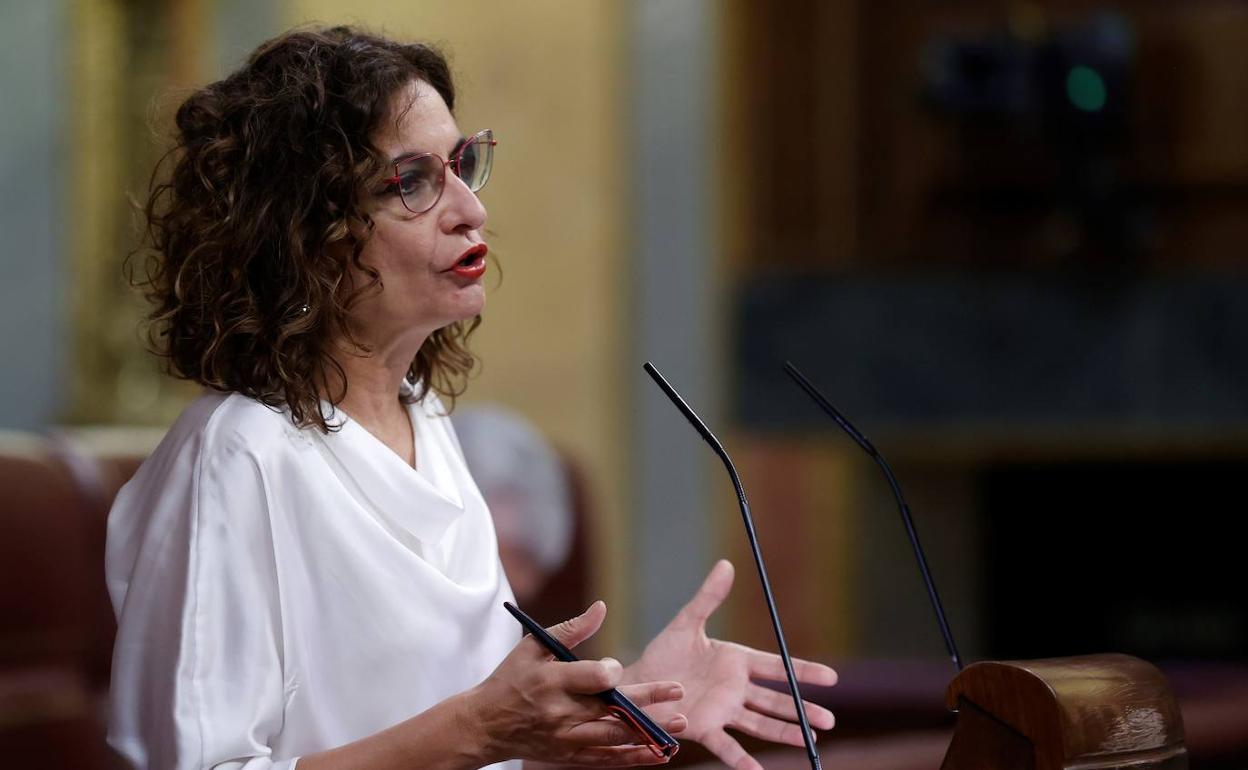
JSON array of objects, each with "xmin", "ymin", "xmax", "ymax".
[
  {"xmin": 782, "ymin": 361, "xmax": 878, "ymax": 457},
  {"xmin": 643, "ymin": 361, "xmax": 723, "ymax": 452}
]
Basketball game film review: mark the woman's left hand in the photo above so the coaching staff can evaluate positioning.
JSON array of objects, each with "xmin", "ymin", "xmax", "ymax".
[{"xmin": 621, "ymin": 559, "xmax": 837, "ymax": 770}]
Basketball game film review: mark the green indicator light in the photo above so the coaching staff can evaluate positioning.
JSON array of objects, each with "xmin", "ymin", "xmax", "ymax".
[{"xmin": 1066, "ymin": 65, "xmax": 1107, "ymax": 112}]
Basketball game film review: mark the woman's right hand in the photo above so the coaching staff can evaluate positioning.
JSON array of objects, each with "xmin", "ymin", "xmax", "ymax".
[{"xmin": 463, "ymin": 601, "xmax": 687, "ymax": 766}]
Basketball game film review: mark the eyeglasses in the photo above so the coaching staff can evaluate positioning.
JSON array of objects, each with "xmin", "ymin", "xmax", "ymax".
[{"xmin": 381, "ymin": 129, "xmax": 496, "ymax": 214}]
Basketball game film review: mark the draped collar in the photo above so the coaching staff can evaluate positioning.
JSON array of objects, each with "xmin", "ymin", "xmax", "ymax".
[{"xmin": 313, "ymin": 388, "xmax": 467, "ymax": 545}]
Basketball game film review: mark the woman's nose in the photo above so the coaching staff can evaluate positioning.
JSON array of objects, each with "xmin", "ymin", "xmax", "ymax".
[{"xmin": 440, "ymin": 173, "xmax": 488, "ymax": 232}]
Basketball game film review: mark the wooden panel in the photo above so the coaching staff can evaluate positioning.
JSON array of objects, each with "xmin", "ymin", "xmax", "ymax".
[
  {"xmin": 732, "ymin": 0, "xmax": 1248, "ymax": 267},
  {"xmin": 730, "ymin": 0, "xmax": 862, "ymax": 267},
  {"xmin": 723, "ymin": 437, "xmax": 857, "ymax": 658}
]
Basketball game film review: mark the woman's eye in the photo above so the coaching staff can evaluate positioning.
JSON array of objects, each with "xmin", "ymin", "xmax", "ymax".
[
  {"xmin": 456, "ymin": 154, "xmax": 477, "ymax": 181},
  {"xmin": 398, "ymin": 170, "xmax": 433, "ymax": 196}
]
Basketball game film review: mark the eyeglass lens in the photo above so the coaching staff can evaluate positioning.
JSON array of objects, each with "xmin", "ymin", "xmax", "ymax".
[{"xmin": 395, "ymin": 129, "xmax": 494, "ymax": 214}]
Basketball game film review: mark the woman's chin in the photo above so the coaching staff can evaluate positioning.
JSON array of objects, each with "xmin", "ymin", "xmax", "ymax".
[
  {"xmin": 441, "ymin": 289, "xmax": 486, "ymax": 326},
  {"xmin": 459, "ymin": 285, "xmax": 486, "ymax": 317}
]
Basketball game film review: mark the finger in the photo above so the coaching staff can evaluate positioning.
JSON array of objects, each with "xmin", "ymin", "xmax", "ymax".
[
  {"xmin": 564, "ymin": 745, "xmax": 674, "ymax": 766},
  {"xmin": 732, "ymin": 709, "xmax": 813, "ymax": 748},
  {"xmin": 747, "ymin": 649, "xmax": 838, "ymax": 687},
  {"xmin": 675, "ymin": 559, "xmax": 734, "ymax": 629},
  {"xmin": 702, "ymin": 728, "xmax": 764, "ymax": 770},
  {"xmin": 542, "ymin": 600, "xmax": 607, "ymax": 653},
  {"xmin": 559, "ymin": 657, "xmax": 623, "ymax": 695},
  {"xmin": 616, "ymin": 681, "xmax": 684, "ymax": 708},
  {"xmin": 745, "ymin": 683, "xmax": 836, "ymax": 730},
  {"xmin": 563, "ymin": 713, "xmax": 688, "ymax": 746}
]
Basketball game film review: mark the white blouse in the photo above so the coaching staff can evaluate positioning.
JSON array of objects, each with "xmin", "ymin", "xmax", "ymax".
[{"xmin": 105, "ymin": 389, "xmax": 522, "ymax": 770}]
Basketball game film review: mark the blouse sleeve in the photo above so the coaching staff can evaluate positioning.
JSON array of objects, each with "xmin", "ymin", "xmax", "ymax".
[{"xmin": 107, "ymin": 428, "xmax": 297, "ymax": 770}]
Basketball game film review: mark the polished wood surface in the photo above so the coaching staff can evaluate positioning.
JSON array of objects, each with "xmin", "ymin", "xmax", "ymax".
[
  {"xmin": 675, "ymin": 654, "xmax": 1199, "ymax": 770},
  {"xmin": 941, "ymin": 698, "xmax": 1035, "ymax": 770},
  {"xmin": 942, "ymin": 654, "xmax": 1187, "ymax": 770}
]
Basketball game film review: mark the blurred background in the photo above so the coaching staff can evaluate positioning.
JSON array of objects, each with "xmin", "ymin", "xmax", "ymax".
[{"xmin": 3, "ymin": 0, "xmax": 1247, "ymax": 767}]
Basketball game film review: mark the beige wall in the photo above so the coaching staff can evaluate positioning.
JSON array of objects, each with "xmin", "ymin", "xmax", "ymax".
[
  {"xmin": 287, "ymin": 1, "xmax": 636, "ymax": 645},
  {"xmin": 68, "ymin": 0, "xmax": 215, "ymax": 428}
]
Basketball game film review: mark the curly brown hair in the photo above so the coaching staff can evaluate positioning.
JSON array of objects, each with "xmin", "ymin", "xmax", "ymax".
[{"xmin": 137, "ymin": 26, "xmax": 479, "ymax": 431}]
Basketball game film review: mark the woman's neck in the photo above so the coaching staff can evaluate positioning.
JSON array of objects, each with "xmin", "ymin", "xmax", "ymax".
[{"xmin": 329, "ymin": 334, "xmax": 426, "ymax": 468}]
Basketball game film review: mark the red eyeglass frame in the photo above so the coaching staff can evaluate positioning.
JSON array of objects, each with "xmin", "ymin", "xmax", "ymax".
[{"xmin": 381, "ymin": 128, "xmax": 497, "ymax": 214}]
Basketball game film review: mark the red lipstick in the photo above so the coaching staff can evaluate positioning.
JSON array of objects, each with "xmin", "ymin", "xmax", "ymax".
[{"xmin": 448, "ymin": 244, "xmax": 488, "ymax": 280}]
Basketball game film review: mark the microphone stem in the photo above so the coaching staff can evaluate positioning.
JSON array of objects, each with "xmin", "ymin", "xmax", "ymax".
[
  {"xmin": 783, "ymin": 360, "xmax": 963, "ymax": 674},
  {"xmin": 734, "ymin": 484, "xmax": 822, "ymax": 770},
  {"xmin": 874, "ymin": 453, "xmax": 963, "ymax": 672},
  {"xmin": 644, "ymin": 362, "xmax": 822, "ymax": 770}
]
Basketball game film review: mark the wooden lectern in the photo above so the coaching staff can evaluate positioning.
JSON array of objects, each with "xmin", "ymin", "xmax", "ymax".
[{"xmin": 941, "ymin": 653, "xmax": 1187, "ymax": 770}]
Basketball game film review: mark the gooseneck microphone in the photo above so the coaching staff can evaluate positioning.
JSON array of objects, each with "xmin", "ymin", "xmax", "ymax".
[
  {"xmin": 783, "ymin": 361, "xmax": 963, "ymax": 672},
  {"xmin": 643, "ymin": 361, "xmax": 822, "ymax": 770}
]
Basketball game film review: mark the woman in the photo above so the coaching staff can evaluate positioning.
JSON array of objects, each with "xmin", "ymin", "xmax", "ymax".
[{"xmin": 107, "ymin": 26, "xmax": 836, "ymax": 770}]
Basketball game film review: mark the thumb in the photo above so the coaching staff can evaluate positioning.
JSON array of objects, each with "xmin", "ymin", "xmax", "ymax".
[
  {"xmin": 676, "ymin": 558, "xmax": 734, "ymax": 629},
  {"xmin": 546, "ymin": 599, "xmax": 607, "ymax": 652}
]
